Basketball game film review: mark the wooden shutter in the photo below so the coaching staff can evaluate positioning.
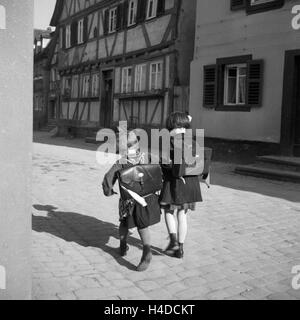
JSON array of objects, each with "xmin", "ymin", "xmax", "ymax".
[
  {"xmin": 103, "ymin": 9, "xmax": 109, "ymax": 35},
  {"xmin": 203, "ymin": 65, "xmax": 217, "ymax": 108},
  {"xmin": 83, "ymin": 17, "xmax": 88, "ymax": 42},
  {"xmin": 157, "ymin": 0, "xmax": 165, "ymax": 16},
  {"xmin": 246, "ymin": 60, "xmax": 264, "ymax": 107},
  {"xmin": 71, "ymin": 21, "xmax": 77, "ymax": 46},
  {"xmin": 116, "ymin": 3, "xmax": 124, "ymax": 31},
  {"xmin": 137, "ymin": 0, "xmax": 146, "ymax": 23},
  {"xmin": 231, "ymin": 0, "xmax": 245, "ymax": 11}
]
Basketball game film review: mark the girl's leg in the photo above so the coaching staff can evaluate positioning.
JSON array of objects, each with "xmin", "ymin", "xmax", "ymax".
[
  {"xmin": 136, "ymin": 227, "xmax": 152, "ymax": 272},
  {"xmin": 175, "ymin": 209, "xmax": 188, "ymax": 258},
  {"xmin": 162, "ymin": 207, "xmax": 179, "ymax": 255},
  {"xmin": 119, "ymin": 221, "xmax": 129, "ymax": 256}
]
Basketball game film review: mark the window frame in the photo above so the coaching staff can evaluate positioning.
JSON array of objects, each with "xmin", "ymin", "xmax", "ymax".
[
  {"xmin": 134, "ymin": 63, "xmax": 147, "ymax": 92},
  {"xmin": 215, "ymin": 55, "xmax": 253, "ymax": 112},
  {"xmin": 246, "ymin": 0, "xmax": 285, "ymax": 14},
  {"xmin": 108, "ymin": 7, "xmax": 118, "ymax": 34},
  {"xmin": 128, "ymin": 0, "xmax": 138, "ymax": 27},
  {"xmin": 223, "ymin": 63, "xmax": 247, "ymax": 107},
  {"xmin": 150, "ymin": 61, "xmax": 163, "ymax": 91},
  {"xmin": 121, "ymin": 66, "xmax": 133, "ymax": 93},
  {"xmin": 146, "ymin": 0, "xmax": 158, "ymax": 20},
  {"xmin": 81, "ymin": 74, "xmax": 91, "ymax": 98},
  {"xmin": 91, "ymin": 72, "xmax": 100, "ymax": 98},
  {"xmin": 65, "ymin": 24, "xmax": 71, "ymax": 49},
  {"xmin": 77, "ymin": 19, "xmax": 84, "ymax": 44}
]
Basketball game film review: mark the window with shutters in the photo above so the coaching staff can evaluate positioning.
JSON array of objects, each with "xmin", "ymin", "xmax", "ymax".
[
  {"xmin": 65, "ymin": 24, "xmax": 71, "ymax": 48},
  {"xmin": 128, "ymin": 0, "xmax": 138, "ymax": 26},
  {"xmin": 203, "ymin": 57, "xmax": 264, "ymax": 111},
  {"xmin": 122, "ymin": 67, "xmax": 133, "ymax": 93},
  {"xmin": 109, "ymin": 7, "xmax": 117, "ymax": 33},
  {"xmin": 135, "ymin": 64, "xmax": 147, "ymax": 92},
  {"xmin": 150, "ymin": 61, "xmax": 163, "ymax": 90},
  {"xmin": 91, "ymin": 73, "xmax": 100, "ymax": 97},
  {"xmin": 78, "ymin": 19, "xmax": 84, "ymax": 44},
  {"xmin": 147, "ymin": 0, "xmax": 158, "ymax": 20}
]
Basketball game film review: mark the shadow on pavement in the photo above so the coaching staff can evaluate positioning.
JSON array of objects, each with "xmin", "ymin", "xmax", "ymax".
[{"xmin": 32, "ymin": 204, "xmax": 163, "ymax": 271}]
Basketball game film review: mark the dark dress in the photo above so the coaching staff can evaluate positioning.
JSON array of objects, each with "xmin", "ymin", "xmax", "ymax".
[
  {"xmin": 159, "ymin": 133, "xmax": 203, "ymax": 211},
  {"xmin": 102, "ymin": 156, "xmax": 161, "ymax": 230}
]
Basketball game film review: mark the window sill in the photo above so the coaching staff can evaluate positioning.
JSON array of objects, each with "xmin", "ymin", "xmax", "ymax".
[
  {"xmin": 115, "ymin": 90, "xmax": 165, "ymax": 100},
  {"xmin": 215, "ymin": 105, "xmax": 251, "ymax": 112}
]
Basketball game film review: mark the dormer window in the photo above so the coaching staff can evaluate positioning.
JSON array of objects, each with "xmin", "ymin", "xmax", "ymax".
[
  {"xmin": 109, "ymin": 7, "xmax": 117, "ymax": 33},
  {"xmin": 128, "ymin": 0, "xmax": 138, "ymax": 26}
]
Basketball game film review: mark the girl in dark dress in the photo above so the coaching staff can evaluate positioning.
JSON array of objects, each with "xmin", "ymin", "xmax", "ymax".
[
  {"xmin": 160, "ymin": 112, "xmax": 205, "ymax": 259},
  {"xmin": 102, "ymin": 131, "xmax": 161, "ymax": 272}
]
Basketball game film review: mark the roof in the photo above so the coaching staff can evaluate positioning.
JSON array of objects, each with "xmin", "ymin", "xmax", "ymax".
[
  {"xmin": 34, "ymin": 29, "xmax": 52, "ymax": 42},
  {"xmin": 50, "ymin": 0, "xmax": 64, "ymax": 27}
]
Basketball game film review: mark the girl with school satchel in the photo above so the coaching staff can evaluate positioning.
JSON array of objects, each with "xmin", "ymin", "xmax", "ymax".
[
  {"xmin": 160, "ymin": 112, "xmax": 210, "ymax": 259},
  {"xmin": 102, "ymin": 131, "xmax": 162, "ymax": 272}
]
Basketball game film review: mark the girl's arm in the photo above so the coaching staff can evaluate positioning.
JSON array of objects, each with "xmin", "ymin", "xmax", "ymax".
[{"xmin": 102, "ymin": 162, "xmax": 122, "ymax": 197}]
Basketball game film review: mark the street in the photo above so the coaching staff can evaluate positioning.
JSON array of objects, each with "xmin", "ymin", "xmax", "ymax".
[{"xmin": 32, "ymin": 133, "xmax": 300, "ymax": 300}]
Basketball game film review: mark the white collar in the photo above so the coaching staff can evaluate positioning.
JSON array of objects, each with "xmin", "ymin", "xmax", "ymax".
[{"xmin": 170, "ymin": 128, "xmax": 186, "ymax": 136}]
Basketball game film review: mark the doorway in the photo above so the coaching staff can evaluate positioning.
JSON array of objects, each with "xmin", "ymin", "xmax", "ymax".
[
  {"xmin": 100, "ymin": 69, "xmax": 114, "ymax": 128},
  {"xmin": 49, "ymin": 100, "xmax": 57, "ymax": 120},
  {"xmin": 281, "ymin": 50, "xmax": 300, "ymax": 156}
]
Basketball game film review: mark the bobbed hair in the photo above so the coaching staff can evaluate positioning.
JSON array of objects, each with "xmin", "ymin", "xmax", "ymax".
[{"xmin": 166, "ymin": 112, "xmax": 191, "ymax": 131}]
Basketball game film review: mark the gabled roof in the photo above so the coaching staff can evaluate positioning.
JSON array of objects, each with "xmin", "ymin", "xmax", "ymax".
[{"xmin": 50, "ymin": 0, "xmax": 64, "ymax": 27}]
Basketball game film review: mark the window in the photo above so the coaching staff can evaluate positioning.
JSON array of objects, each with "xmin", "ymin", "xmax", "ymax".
[
  {"xmin": 59, "ymin": 28, "xmax": 63, "ymax": 48},
  {"xmin": 135, "ymin": 64, "xmax": 147, "ymax": 92},
  {"xmin": 71, "ymin": 75, "xmax": 79, "ymax": 98},
  {"xmin": 150, "ymin": 61, "xmax": 163, "ymax": 90},
  {"xmin": 91, "ymin": 73, "xmax": 100, "ymax": 97},
  {"xmin": 81, "ymin": 74, "xmax": 90, "ymax": 97},
  {"xmin": 122, "ymin": 67, "xmax": 133, "ymax": 93},
  {"xmin": 246, "ymin": 0, "xmax": 284, "ymax": 14},
  {"xmin": 203, "ymin": 56, "xmax": 264, "ymax": 111},
  {"xmin": 65, "ymin": 24, "xmax": 71, "ymax": 48},
  {"xmin": 147, "ymin": 0, "xmax": 158, "ymax": 20},
  {"xmin": 128, "ymin": 0, "xmax": 138, "ymax": 26},
  {"xmin": 63, "ymin": 77, "xmax": 72, "ymax": 96},
  {"xmin": 78, "ymin": 19, "xmax": 84, "ymax": 44},
  {"xmin": 109, "ymin": 7, "xmax": 117, "ymax": 33},
  {"xmin": 224, "ymin": 64, "xmax": 247, "ymax": 106}
]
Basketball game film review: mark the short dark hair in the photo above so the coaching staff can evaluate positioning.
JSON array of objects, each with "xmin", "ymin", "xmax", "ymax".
[{"xmin": 166, "ymin": 112, "xmax": 191, "ymax": 131}]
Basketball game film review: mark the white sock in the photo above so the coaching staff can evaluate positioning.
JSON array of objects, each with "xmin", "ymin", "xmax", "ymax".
[{"xmin": 177, "ymin": 210, "xmax": 187, "ymax": 244}]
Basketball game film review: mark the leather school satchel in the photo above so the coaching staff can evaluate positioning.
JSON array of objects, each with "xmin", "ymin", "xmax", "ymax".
[
  {"xmin": 118, "ymin": 164, "xmax": 163, "ymax": 199},
  {"xmin": 172, "ymin": 145, "xmax": 213, "ymax": 178}
]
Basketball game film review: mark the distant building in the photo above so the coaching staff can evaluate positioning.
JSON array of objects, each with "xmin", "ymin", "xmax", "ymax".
[
  {"xmin": 33, "ymin": 28, "xmax": 52, "ymax": 130},
  {"xmin": 49, "ymin": 0, "xmax": 197, "ymax": 137},
  {"xmin": 190, "ymin": 0, "xmax": 300, "ymax": 156}
]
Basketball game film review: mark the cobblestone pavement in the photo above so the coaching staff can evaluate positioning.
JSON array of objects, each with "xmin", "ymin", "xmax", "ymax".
[{"xmin": 32, "ymin": 134, "xmax": 300, "ymax": 300}]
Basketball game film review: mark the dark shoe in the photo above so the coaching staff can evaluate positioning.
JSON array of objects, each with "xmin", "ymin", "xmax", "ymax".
[
  {"xmin": 164, "ymin": 233, "xmax": 179, "ymax": 256},
  {"xmin": 120, "ymin": 241, "xmax": 129, "ymax": 257},
  {"xmin": 164, "ymin": 241, "xmax": 179, "ymax": 256},
  {"xmin": 175, "ymin": 247, "xmax": 184, "ymax": 259},
  {"xmin": 136, "ymin": 246, "xmax": 152, "ymax": 272}
]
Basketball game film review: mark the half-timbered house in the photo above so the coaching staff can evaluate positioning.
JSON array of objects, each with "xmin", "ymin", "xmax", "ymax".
[{"xmin": 50, "ymin": 0, "xmax": 197, "ymax": 137}]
